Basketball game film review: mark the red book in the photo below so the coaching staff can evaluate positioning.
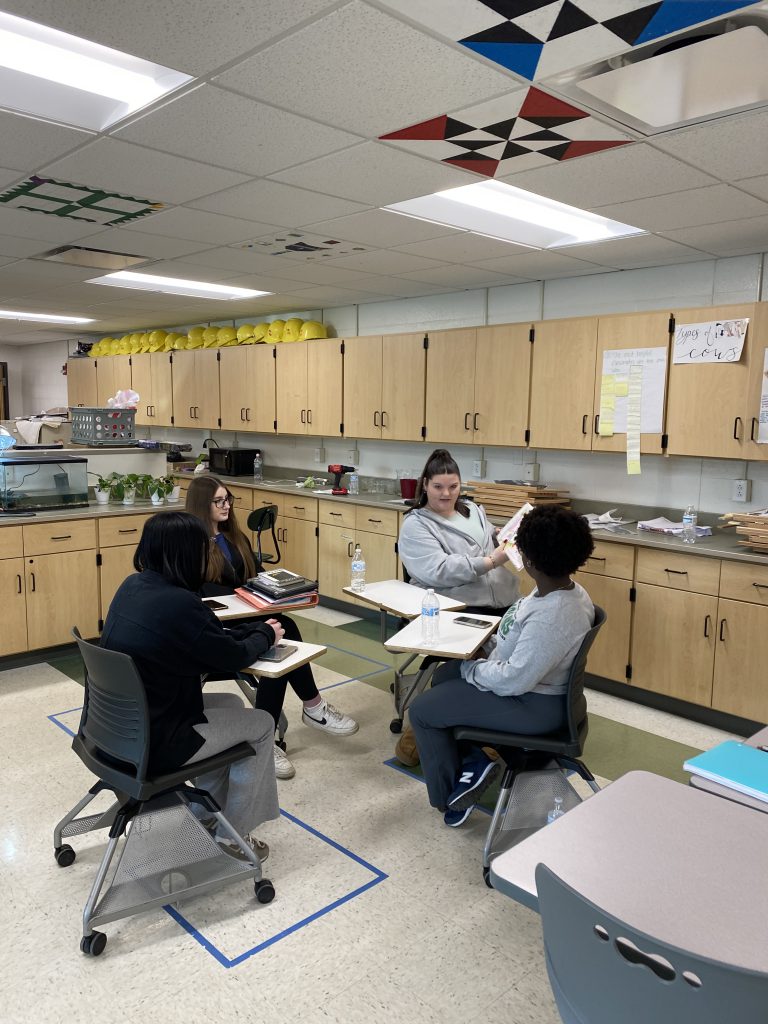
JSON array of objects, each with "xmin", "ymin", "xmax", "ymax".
[{"xmin": 235, "ymin": 588, "xmax": 319, "ymax": 613}]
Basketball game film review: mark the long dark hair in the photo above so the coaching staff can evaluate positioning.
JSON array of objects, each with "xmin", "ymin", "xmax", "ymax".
[
  {"xmin": 185, "ymin": 474, "xmax": 257, "ymax": 583},
  {"xmin": 133, "ymin": 511, "xmax": 209, "ymax": 591},
  {"xmin": 414, "ymin": 448, "xmax": 471, "ymax": 519}
]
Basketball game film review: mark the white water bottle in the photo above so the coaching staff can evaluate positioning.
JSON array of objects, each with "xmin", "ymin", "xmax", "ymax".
[
  {"xmin": 351, "ymin": 543, "xmax": 366, "ymax": 592},
  {"xmin": 421, "ymin": 588, "xmax": 440, "ymax": 644},
  {"xmin": 547, "ymin": 797, "xmax": 565, "ymax": 825},
  {"xmin": 252, "ymin": 451, "xmax": 263, "ymax": 482},
  {"xmin": 682, "ymin": 503, "xmax": 697, "ymax": 545}
]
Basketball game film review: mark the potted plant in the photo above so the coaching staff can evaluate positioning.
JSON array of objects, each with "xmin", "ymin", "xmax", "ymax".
[
  {"xmin": 164, "ymin": 475, "xmax": 182, "ymax": 503},
  {"xmin": 149, "ymin": 476, "xmax": 170, "ymax": 505},
  {"xmin": 93, "ymin": 473, "xmax": 112, "ymax": 504},
  {"xmin": 122, "ymin": 473, "xmax": 139, "ymax": 506}
]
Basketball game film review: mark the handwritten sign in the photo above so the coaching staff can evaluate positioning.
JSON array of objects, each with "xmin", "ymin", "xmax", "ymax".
[
  {"xmin": 673, "ymin": 319, "xmax": 748, "ymax": 365},
  {"xmin": 759, "ymin": 349, "xmax": 768, "ymax": 444}
]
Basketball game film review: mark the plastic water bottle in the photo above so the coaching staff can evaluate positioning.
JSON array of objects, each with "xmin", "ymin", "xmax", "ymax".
[
  {"xmin": 682, "ymin": 503, "xmax": 697, "ymax": 545},
  {"xmin": 348, "ymin": 473, "xmax": 360, "ymax": 495},
  {"xmin": 547, "ymin": 797, "xmax": 565, "ymax": 825},
  {"xmin": 252, "ymin": 451, "xmax": 263, "ymax": 482},
  {"xmin": 351, "ymin": 543, "xmax": 366, "ymax": 593},
  {"xmin": 421, "ymin": 588, "xmax": 440, "ymax": 644}
]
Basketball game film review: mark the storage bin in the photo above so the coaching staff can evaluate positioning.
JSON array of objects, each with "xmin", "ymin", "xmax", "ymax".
[
  {"xmin": 499, "ymin": 764, "xmax": 583, "ymax": 844},
  {"xmin": 70, "ymin": 407, "xmax": 137, "ymax": 446}
]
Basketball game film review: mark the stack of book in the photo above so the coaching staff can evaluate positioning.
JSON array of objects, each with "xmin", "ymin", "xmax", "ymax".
[
  {"xmin": 684, "ymin": 740, "xmax": 768, "ymax": 804},
  {"xmin": 236, "ymin": 569, "xmax": 319, "ymax": 611},
  {"xmin": 720, "ymin": 510, "xmax": 768, "ymax": 553},
  {"xmin": 466, "ymin": 481, "xmax": 570, "ymax": 520}
]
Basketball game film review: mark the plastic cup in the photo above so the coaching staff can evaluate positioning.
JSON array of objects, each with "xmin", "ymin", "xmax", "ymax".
[{"xmin": 400, "ymin": 478, "xmax": 417, "ymax": 500}]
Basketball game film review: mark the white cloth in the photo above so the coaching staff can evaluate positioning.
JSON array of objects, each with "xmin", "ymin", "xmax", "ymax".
[{"xmin": 14, "ymin": 417, "xmax": 62, "ymax": 445}]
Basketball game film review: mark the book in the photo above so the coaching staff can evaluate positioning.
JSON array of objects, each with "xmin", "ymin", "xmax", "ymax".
[
  {"xmin": 683, "ymin": 740, "xmax": 768, "ymax": 803},
  {"xmin": 255, "ymin": 569, "xmax": 306, "ymax": 587},
  {"xmin": 246, "ymin": 574, "xmax": 318, "ymax": 598},
  {"xmin": 235, "ymin": 587, "xmax": 319, "ymax": 612}
]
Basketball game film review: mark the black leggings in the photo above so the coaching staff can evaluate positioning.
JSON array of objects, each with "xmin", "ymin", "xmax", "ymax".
[{"xmin": 253, "ymin": 614, "xmax": 319, "ymax": 730}]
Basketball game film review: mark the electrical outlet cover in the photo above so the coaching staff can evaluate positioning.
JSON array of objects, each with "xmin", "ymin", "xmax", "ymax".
[{"xmin": 472, "ymin": 459, "xmax": 486, "ymax": 477}]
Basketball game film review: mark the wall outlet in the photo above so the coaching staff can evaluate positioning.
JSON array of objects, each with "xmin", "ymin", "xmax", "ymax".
[
  {"xmin": 346, "ymin": 448, "xmax": 359, "ymax": 465},
  {"xmin": 313, "ymin": 447, "xmax": 326, "ymax": 464},
  {"xmin": 472, "ymin": 459, "xmax": 486, "ymax": 478},
  {"xmin": 523, "ymin": 462, "xmax": 540, "ymax": 483},
  {"xmin": 732, "ymin": 478, "xmax": 751, "ymax": 502}
]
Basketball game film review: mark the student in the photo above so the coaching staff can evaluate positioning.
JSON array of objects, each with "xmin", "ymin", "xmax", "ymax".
[
  {"xmin": 101, "ymin": 511, "xmax": 279, "ymax": 862},
  {"xmin": 185, "ymin": 475, "xmax": 358, "ymax": 780},
  {"xmin": 408, "ymin": 505, "xmax": 595, "ymax": 827}
]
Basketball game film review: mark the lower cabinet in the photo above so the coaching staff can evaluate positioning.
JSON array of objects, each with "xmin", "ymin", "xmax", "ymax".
[
  {"xmin": 711, "ymin": 598, "xmax": 768, "ymax": 721},
  {"xmin": 280, "ymin": 516, "xmax": 318, "ymax": 581},
  {"xmin": 99, "ymin": 546, "xmax": 139, "ymax": 621},
  {"xmin": 574, "ymin": 571, "xmax": 633, "ymax": 683},
  {"xmin": 318, "ymin": 523, "xmax": 358, "ymax": 602},
  {"xmin": 1, "ymin": 556, "xmax": 27, "ymax": 656},
  {"xmin": 25, "ymin": 549, "xmax": 100, "ymax": 647}
]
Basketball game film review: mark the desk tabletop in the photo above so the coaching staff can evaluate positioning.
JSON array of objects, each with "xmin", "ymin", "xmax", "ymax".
[
  {"xmin": 384, "ymin": 610, "xmax": 499, "ymax": 660},
  {"xmin": 343, "ymin": 579, "xmax": 465, "ymax": 618},
  {"xmin": 490, "ymin": 770, "xmax": 768, "ymax": 971},
  {"xmin": 242, "ymin": 640, "xmax": 326, "ymax": 678},
  {"xmin": 210, "ymin": 593, "xmax": 317, "ymax": 619}
]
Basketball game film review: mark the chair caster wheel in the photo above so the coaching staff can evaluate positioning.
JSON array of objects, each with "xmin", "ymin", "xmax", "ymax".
[
  {"xmin": 255, "ymin": 878, "xmax": 275, "ymax": 904},
  {"xmin": 389, "ymin": 683, "xmax": 395, "ymax": 693},
  {"xmin": 389, "ymin": 718, "xmax": 403, "ymax": 734},
  {"xmin": 55, "ymin": 844, "xmax": 76, "ymax": 867},
  {"xmin": 483, "ymin": 867, "xmax": 493, "ymax": 889},
  {"xmin": 80, "ymin": 931, "xmax": 107, "ymax": 956}
]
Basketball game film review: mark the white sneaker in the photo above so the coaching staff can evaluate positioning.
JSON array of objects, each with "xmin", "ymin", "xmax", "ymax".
[
  {"xmin": 218, "ymin": 834, "xmax": 269, "ymax": 863},
  {"xmin": 302, "ymin": 700, "xmax": 359, "ymax": 736},
  {"xmin": 274, "ymin": 744, "xmax": 296, "ymax": 779}
]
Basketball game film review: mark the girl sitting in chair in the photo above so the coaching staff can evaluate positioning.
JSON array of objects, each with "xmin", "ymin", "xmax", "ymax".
[
  {"xmin": 409, "ymin": 505, "xmax": 595, "ymax": 827},
  {"xmin": 185, "ymin": 475, "xmax": 357, "ymax": 781}
]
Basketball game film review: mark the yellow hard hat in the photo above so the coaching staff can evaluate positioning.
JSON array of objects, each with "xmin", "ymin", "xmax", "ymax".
[
  {"xmin": 186, "ymin": 331, "xmax": 203, "ymax": 349},
  {"xmin": 217, "ymin": 326, "xmax": 237, "ymax": 346},
  {"xmin": 172, "ymin": 333, "xmax": 187, "ymax": 350},
  {"xmin": 129, "ymin": 332, "xmax": 142, "ymax": 347},
  {"xmin": 138, "ymin": 333, "xmax": 151, "ymax": 352},
  {"xmin": 266, "ymin": 319, "xmax": 285, "ymax": 344},
  {"xmin": 128, "ymin": 334, "xmax": 142, "ymax": 354},
  {"xmin": 149, "ymin": 329, "xmax": 167, "ymax": 348},
  {"xmin": 201, "ymin": 326, "xmax": 218, "ymax": 347},
  {"xmin": 117, "ymin": 336, "xmax": 132, "ymax": 355},
  {"xmin": 163, "ymin": 333, "xmax": 176, "ymax": 351},
  {"xmin": 237, "ymin": 323, "xmax": 255, "ymax": 343},
  {"xmin": 89, "ymin": 340, "xmax": 103, "ymax": 357},
  {"xmin": 298, "ymin": 320, "xmax": 328, "ymax": 340},
  {"xmin": 188, "ymin": 326, "xmax": 205, "ymax": 346},
  {"xmin": 107, "ymin": 338, "xmax": 121, "ymax": 355},
  {"xmin": 251, "ymin": 322, "xmax": 268, "ymax": 343},
  {"xmin": 282, "ymin": 318, "xmax": 303, "ymax": 343}
]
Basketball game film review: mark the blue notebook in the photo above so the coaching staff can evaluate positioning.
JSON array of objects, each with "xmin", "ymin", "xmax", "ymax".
[{"xmin": 684, "ymin": 740, "xmax": 768, "ymax": 803}]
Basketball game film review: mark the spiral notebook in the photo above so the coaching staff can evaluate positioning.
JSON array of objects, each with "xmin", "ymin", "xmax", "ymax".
[{"xmin": 683, "ymin": 740, "xmax": 768, "ymax": 804}]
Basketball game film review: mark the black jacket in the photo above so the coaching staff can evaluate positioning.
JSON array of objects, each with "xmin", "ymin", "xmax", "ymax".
[{"xmin": 101, "ymin": 570, "xmax": 274, "ymax": 773}]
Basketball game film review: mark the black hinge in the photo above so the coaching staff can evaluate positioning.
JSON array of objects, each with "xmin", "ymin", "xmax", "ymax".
[
  {"xmin": 217, "ymin": 351, "xmax": 221, "ymax": 361},
  {"xmin": 273, "ymin": 419, "xmax": 277, "ymax": 431},
  {"xmin": 315, "ymin": 525, "xmax": 319, "ymax": 538},
  {"xmin": 217, "ymin": 417, "xmax": 221, "ymax": 427},
  {"xmin": 524, "ymin": 428, "xmax": 530, "ymax": 444},
  {"xmin": 96, "ymin": 552, "xmax": 102, "ymax": 567},
  {"xmin": 421, "ymin": 425, "xmax": 427, "ymax": 439},
  {"xmin": 529, "ymin": 326, "xmax": 535, "ymax": 343},
  {"xmin": 423, "ymin": 335, "xmax": 429, "ymax": 350},
  {"xmin": 98, "ymin": 618, "xmax": 104, "ymax": 632},
  {"xmin": 626, "ymin": 664, "xmax": 632, "ymax": 680},
  {"xmin": 272, "ymin": 347, "xmax": 276, "ymax": 360},
  {"xmin": 661, "ymin": 433, "xmax": 668, "ymax": 449},
  {"xmin": 128, "ymin": 356, "xmax": 132, "ymax": 366},
  {"xmin": 340, "ymin": 422, "xmax": 344, "ymax": 435},
  {"xmin": 171, "ymin": 415, "xmax": 175, "ymax": 425},
  {"xmin": 629, "ymin": 586, "xmax": 636, "ymax": 602},
  {"xmin": 340, "ymin": 341, "xmax": 345, "ymax": 355},
  {"xmin": 668, "ymin": 314, "xmax": 675, "ymax": 334},
  {"xmin": 394, "ymin": 540, "xmax": 399, "ymax": 555},
  {"xmin": 169, "ymin": 353, "xmax": 173, "ymax": 364}
]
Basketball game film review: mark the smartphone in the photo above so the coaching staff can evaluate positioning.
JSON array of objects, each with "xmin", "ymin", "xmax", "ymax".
[
  {"xmin": 453, "ymin": 615, "xmax": 491, "ymax": 628},
  {"xmin": 259, "ymin": 643, "xmax": 298, "ymax": 662},
  {"xmin": 202, "ymin": 598, "xmax": 228, "ymax": 611}
]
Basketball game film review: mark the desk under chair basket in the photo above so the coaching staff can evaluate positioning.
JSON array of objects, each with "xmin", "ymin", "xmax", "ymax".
[{"xmin": 54, "ymin": 629, "xmax": 275, "ymax": 958}]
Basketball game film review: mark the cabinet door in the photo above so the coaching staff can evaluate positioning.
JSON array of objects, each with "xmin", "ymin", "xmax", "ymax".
[
  {"xmin": 318, "ymin": 523, "xmax": 357, "ymax": 602},
  {"xmin": 473, "ymin": 324, "xmax": 531, "ymax": 447},
  {"xmin": 357, "ymin": 529, "xmax": 398, "ymax": 589},
  {"xmin": 307, "ymin": 338, "xmax": 343, "ymax": 436},
  {"xmin": 425, "ymin": 329, "xmax": 476, "ymax": 444},
  {"xmin": 99, "ymin": 545, "xmax": 137, "ymax": 621},
  {"xmin": 343, "ymin": 335, "xmax": 383, "ymax": 439},
  {"xmin": 743, "ymin": 303, "xmax": 768, "ymax": 462},
  {"xmin": 276, "ymin": 342, "xmax": 308, "ymax": 434},
  {"xmin": 528, "ymin": 318, "xmax": 597, "ymax": 450},
  {"xmin": 97, "ymin": 355, "xmax": 132, "ymax": 406},
  {"xmin": 592, "ymin": 312, "xmax": 670, "ymax": 454},
  {"xmin": 219, "ymin": 347, "xmax": 250, "ymax": 431},
  {"xmin": 195, "ymin": 349, "xmax": 220, "ymax": 428},
  {"xmin": 0, "ymin": 557, "xmax": 27, "ymax": 655},
  {"xmin": 382, "ymin": 332, "xmax": 426, "ymax": 442},
  {"xmin": 574, "ymin": 572, "xmax": 632, "ymax": 683},
  {"xmin": 26, "ymin": 550, "xmax": 99, "ymax": 647},
  {"xmin": 665, "ymin": 303, "xmax": 755, "ymax": 458},
  {"xmin": 712, "ymin": 598, "xmax": 768, "ymax": 721},
  {"xmin": 67, "ymin": 358, "xmax": 97, "ymax": 408},
  {"xmin": 130, "ymin": 355, "xmax": 154, "ymax": 426},
  {"xmin": 631, "ymin": 583, "xmax": 716, "ymax": 705},
  {"xmin": 171, "ymin": 351, "xmax": 197, "ymax": 428},
  {"xmin": 247, "ymin": 345, "xmax": 276, "ymax": 433},
  {"xmin": 151, "ymin": 352, "xmax": 174, "ymax": 426},
  {"xmin": 281, "ymin": 516, "xmax": 318, "ymax": 581}
]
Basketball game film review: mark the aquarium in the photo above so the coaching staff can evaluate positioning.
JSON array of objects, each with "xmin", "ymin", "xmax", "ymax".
[{"xmin": 0, "ymin": 455, "xmax": 89, "ymax": 512}]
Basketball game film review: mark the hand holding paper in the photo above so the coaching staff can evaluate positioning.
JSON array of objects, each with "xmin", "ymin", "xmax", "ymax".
[{"xmin": 497, "ymin": 501, "xmax": 534, "ymax": 570}]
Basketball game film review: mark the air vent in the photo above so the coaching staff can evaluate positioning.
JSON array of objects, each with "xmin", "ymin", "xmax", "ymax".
[{"xmin": 36, "ymin": 245, "xmax": 151, "ymax": 270}]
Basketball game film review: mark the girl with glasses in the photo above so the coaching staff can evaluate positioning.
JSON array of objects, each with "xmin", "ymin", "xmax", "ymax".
[{"xmin": 186, "ymin": 475, "xmax": 358, "ymax": 780}]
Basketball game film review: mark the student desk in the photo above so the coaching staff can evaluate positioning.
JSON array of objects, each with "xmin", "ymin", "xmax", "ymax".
[
  {"xmin": 490, "ymin": 770, "xmax": 768, "ymax": 972},
  {"xmin": 688, "ymin": 726, "xmax": 768, "ymax": 814},
  {"xmin": 210, "ymin": 594, "xmax": 316, "ymax": 620},
  {"xmin": 241, "ymin": 641, "xmax": 327, "ymax": 678}
]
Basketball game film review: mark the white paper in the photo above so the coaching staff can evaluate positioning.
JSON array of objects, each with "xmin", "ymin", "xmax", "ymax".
[
  {"xmin": 673, "ymin": 318, "xmax": 748, "ymax": 364},
  {"xmin": 584, "ymin": 509, "xmax": 634, "ymax": 530},
  {"xmin": 637, "ymin": 517, "xmax": 712, "ymax": 537},
  {"xmin": 759, "ymin": 349, "xmax": 768, "ymax": 444},
  {"xmin": 497, "ymin": 501, "xmax": 534, "ymax": 570},
  {"xmin": 600, "ymin": 347, "xmax": 666, "ymax": 434}
]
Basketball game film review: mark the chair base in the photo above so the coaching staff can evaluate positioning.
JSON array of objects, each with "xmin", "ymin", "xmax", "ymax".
[{"xmin": 392, "ymin": 658, "xmax": 438, "ymax": 729}]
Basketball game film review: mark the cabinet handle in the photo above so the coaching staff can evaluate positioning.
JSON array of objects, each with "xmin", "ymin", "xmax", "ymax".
[
  {"xmin": 347, "ymin": 541, "xmax": 354, "ymax": 558},
  {"xmin": 752, "ymin": 582, "xmax": 768, "ymax": 590},
  {"xmin": 245, "ymin": 408, "xmax": 251, "ymax": 422},
  {"xmin": 50, "ymin": 535, "xmax": 72, "ymax": 541},
  {"xmin": 594, "ymin": 414, "xmax": 600, "ymax": 434},
  {"xmin": 189, "ymin": 406, "xmax": 194, "ymax": 419},
  {"xmin": 240, "ymin": 407, "xmax": 245, "ymax": 421},
  {"xmin": 261, "ymin": 499, "xmax": 273, "ymax": 506},
  {"xmin": 373, "ymin": 411, "xmax": 379, "ymax": 427},
  {"xmin": 663, "ymin": 568, "xmax": 688, "ymax": 575},
  {"xmin": 147, "ymin": 404, "xmax": 152, "ymax": 417},
  {"xmin": 367, "ymin": 518, "xmax": 382, "ymax": 524},
  {"xmin": 282, "ymin": 527, "xmax": 287, "ymax": 542},
  {"xmin": 118, "ymin": 528, "xmax": 138, "ymax": 534},
  {"xmin": 16, "ymin": 574, "xmax": 22, "ymax": 594},
  {"xmin": 587, "ymin": 556, "xmax": 606, "ymax": 563},
  {"xmin": 329, "ymin": 512, "xmax": 342, "ymax": 518},
  {"xmin": 704, "ymin": 615, "xmax": 711, "ymax": 638},
  {"xmin": 382, "ymin": 410, "xmax": 388, "ymax": 427},
  {"xmin": 582, "ymin": 414, "xmax": 588, "ymax": 435},
  {"xmin": 733, "ymin": 416, "xmax": 742, "ymax": 440},
  {"xmin": 719, "ymin": 618, "xmax": 727, "ymax": 642},
  {"xmin": 751, "ymin": 417, "xmax": 758, "ymax": 442},
  {"xmin": 301, "ymin": 409, "xmax": 306, "ymax": 424},
  {"xmin": 463, "ymin": 412, "xmax": 471, "ymax": 430},
  {"xmin": 30, "ymin": 572, "xmax": 36, "ymax": 592},
  {"xmin": 292, "ymin": 506, "xmax": 305, "ymax": 511},
  {"xmin": 307, "ymin": 408, "xmax": 312, "ymax": 424}
]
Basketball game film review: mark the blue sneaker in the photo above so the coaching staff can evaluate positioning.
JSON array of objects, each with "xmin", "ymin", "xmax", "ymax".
[
  {"xmin": 447, "ymin": 756, "xmax": 501, "ymax": 811},
  {"xmin": 444, "ymin": 805, "xmax": 474, "ymax": 827}
]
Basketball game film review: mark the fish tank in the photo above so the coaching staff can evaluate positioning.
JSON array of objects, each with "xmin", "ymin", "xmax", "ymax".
[{"xmin": 0, "ymin": 456, "xmax": 89, "ymax": 512}]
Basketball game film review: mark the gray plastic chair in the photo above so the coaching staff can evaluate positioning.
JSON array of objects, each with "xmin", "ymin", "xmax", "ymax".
[
  {"xmin": 535, "ymin": 862, "xmax": 768, "ymax": 1024},
  {"xmin": 54, "ymin": 628, "xmax": 275, "ymax": 957}
]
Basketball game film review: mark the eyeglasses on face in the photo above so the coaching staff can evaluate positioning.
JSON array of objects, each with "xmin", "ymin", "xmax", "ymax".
[{"xmin": 212, "ymin": 495, "xmax": 234, "ymax": 508}]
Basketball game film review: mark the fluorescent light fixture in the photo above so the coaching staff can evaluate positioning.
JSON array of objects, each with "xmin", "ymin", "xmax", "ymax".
[
  {"xmin": 86, "ymin": 271, "xmax": 272, "ymax": 301},
  {"xmin": 0, "ymin": 309, "xmax": 94, "ymax": 324},
  {"xmin": 0, "ymin": 11, "xmax": 192, "ymax": 131},
  {"xmin": 384, "ymin": 180, "xmax": 644, "ymax": 249}
]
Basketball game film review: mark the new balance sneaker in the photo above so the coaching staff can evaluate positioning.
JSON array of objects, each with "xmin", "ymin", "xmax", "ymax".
[
  {"xmin": 447, "ymin": 755, "xmax": 501, "ymax": 811},
  {"xmin": 274, "ymin": 744, "xmax": 296, "ymax": 780},
  {"xmin": 218, "ymin": 834, "xmax": 269, "ymax": 863},
  {"xmin": 444, "ymin": 805, "xmax": 474, "ymax": 827},
  {"xmin": 302, "ymin": 700, "xmax": 359, "ymax": 736}
]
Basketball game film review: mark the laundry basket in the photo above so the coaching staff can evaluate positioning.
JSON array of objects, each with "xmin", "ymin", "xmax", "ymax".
[{"xmin": 70, "ymin": 407, "xmax": 137, "ymax": 446}]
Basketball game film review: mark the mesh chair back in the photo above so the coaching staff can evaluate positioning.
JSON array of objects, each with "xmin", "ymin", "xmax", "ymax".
[
  {"xmin": 72, "ymin": 627, "xmax": 150, "ymax": 783},
  {"xmin": 247, "ymin": 504, "xmax": 280, "ymax": 565},
  {"xmin": 563, "ymin": 605, "xmax": 605, "ymax": 746},
  {"xmin": 535, "ymin": 863, "xmax": 768, "ymax": 1024}
]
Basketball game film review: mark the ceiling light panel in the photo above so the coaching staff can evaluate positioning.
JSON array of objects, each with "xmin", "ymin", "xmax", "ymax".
[
  {"xmin": 86, "ymin": 271, "xmax": 272, "ymax": 301},
  {"xmin": 0, "ymin": 309, "xmax": 93, "ymax": 323},
  {"xmin": 0, "ymin": 11, "xmax": 192, "ymax": 131}
]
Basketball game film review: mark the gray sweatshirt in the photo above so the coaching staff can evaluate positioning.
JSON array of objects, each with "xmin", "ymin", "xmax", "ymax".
[
  {"xmin": 460, "ymin": 583, "xmax": 594, "ymax": 697},
  {"xmin": 398, "ymin": 504, "xmax": 520, "ymax": 609}
]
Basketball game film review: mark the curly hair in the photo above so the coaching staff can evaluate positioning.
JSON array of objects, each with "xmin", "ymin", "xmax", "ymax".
[{"xmin": 515, "ymin": 505, "xmax": 594, "ymax": 578}]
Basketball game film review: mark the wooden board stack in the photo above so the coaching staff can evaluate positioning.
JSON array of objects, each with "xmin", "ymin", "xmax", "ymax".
[
  {"xmin": 466, "ymin": 481, "xmax": 570, "ymax": 520},
  {"xmin": 721, "ymin": 511, "xmax": 768, "ymax": 553}
]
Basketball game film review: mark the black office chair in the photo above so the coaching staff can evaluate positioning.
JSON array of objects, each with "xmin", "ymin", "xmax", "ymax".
[
  {"xmin": 54, "ymin": 629, "xmax": 275, "ymax": 957},
  {"xmin": 454, "ymin": 605, "xmax": 606, "ymax": 885},
  {"xmin": 247, "ymin": 504, "xmax": 281, "ymax": 565}
]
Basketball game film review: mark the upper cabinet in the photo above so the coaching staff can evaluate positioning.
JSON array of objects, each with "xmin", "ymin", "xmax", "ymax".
[
  {"xmin": 219, "ymin": 345, "xmax": 276, "ymax": 434},
  {"xmin": 171, "ymin": 349, "xmax": 221, "ymax": 429},
  {"xmin": 424, "ymin": 324, "xmax": 532, "ymax": 446},
  {"xmin": 96, "ymin": 355, "xmax": 132, "ymax": 408},
  {"xmin": 276, "ymin": 338, "xmax": 342, "ymax": 436},
  {"xmin": 342, "ymin": 332, "xmax": 426, "ymax": 442},
  {"xmin": 131, "ymin": 353, "xmax": 173, "ymax": 427},
  {"xmin": 528, "ymin": 317, "xmax": 597, "ymax": 451},
  {"xmin": 67, "ymin": 358, "xmax": 97, "ymax": 408}
]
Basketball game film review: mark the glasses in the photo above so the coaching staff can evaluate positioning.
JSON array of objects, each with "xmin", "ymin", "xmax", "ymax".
[{"xmin": 212, "ymin": 495, "xmax": 234, "ymax": 508}]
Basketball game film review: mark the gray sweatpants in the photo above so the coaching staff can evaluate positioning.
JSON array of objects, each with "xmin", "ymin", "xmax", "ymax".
[
  {"xmin": 183, "ymin": 692, "xmax": 279, "ymax": 838},
  {"xmin": 409, "ymin": 664, "xmax": 566, "ymax": 810}
]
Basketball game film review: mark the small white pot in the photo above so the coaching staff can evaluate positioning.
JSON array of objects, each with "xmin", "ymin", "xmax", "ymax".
[
  {"xmin": 167, "ymin": 485, "xmax": 181, "ymax": 504},
  {"xmin": 94, "ymin": 488, "xmax": 110, "ymax": 505},
  {"xmin": 123, "ymin": 487, "xmax": 136, "ymax": 506},
  {"xmin": 150, "ymin": 491, "xmax": 164, "ymax": 506}
]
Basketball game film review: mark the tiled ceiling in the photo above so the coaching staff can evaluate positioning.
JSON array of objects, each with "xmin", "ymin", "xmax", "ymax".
[{"xmin": 0, "ymin": 0, "xmax": 767, "ymax": 344}]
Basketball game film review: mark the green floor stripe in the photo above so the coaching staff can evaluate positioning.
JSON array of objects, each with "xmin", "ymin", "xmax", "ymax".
[
  {"xmin": 583, "ymin": 715, "xmax": 701, "ymax": 785},
  {"xmin": 48, "ymin": 653, "xmax": 84, "ymax": 686}
]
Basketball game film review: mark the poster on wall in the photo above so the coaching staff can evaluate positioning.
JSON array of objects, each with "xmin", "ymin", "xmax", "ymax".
[
  {"xmin": 673, "ymin": 319, "xmax": 749, "ymax": 364},
  {"xmin": 599, "ymin": 347, "xmax": 667, "ymax": 435},
  {"xmin": 759, "ymin": 350, "xmax": 768, "ymax": 444}
]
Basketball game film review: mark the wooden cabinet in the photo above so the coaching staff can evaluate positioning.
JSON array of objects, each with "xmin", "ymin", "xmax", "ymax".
[
  {"xmin": 275, "ymin": 339, "xmax": 342, "ymax": 436},
  {"xmin": 219, "ymin": 345, "xmax": 276, "ymax": 433},
  {"xmin": 318, "ymin": 522, "xmax": 357, "ymax": 603},
  {"xmin": 97, "ymin": 513, "xmax": 153, "ymax": 618},
  {"xmin": 574, "ymin": 540, "xmax": 635, "ymax": 683},
  {"xmin": 342, "ymin": 333, "xmax": 426, "ymax": 441},
  {"xmin": 318, "ymin": 505, "xmax": 399, "ymax": 604},
  {"xmin": 66, "ymin": 358, "xmax": 98, "ymax": 408},
  {"xmin": 712, "ymin": 598, "xmax": 768, "ymax": 721},
  {"xmin": 0, "ymin": 526, "xmax": 26, "ymax": 656},
  {"xmin": 25, "ymin": 548, "xmax": 99, "ymax": 647},
  {"xmin": 280, "ymin": 515, "xmax": 318, "ymax": 581},
  {"xmin": 635, "ymin": 547, "xmax": 720, "ymax": 595},
  {"xmin": 131, "ymin": 353, "xmax": 173, "ymax": 427},
  {"xmin": 171, "ymin": 349, "xmax": 221, "ymax": 429},
  {"xmin": 424, "ymin": 325, "xmax": 532, "ymax": 446},
  {"xmin": 528, "ymin": 318, "xmax": 598, "ymax": 451},
  {"xmin": 95, "ymin": 355, "xmax": 132, "ymax": 407}
]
